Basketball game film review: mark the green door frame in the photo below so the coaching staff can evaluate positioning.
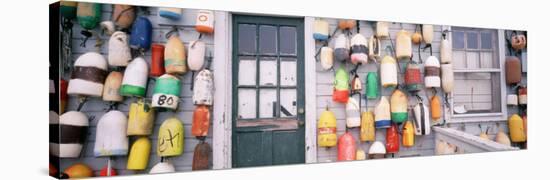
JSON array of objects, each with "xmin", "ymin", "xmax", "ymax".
[{"xmin": 231, "ymin": 14, "xmax": 305, "ymax": 167}]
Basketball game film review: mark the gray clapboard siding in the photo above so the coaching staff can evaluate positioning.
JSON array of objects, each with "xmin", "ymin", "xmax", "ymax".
[{"xmin": 60, "ymin": 5, "xmax": 214, "ymax": 175}]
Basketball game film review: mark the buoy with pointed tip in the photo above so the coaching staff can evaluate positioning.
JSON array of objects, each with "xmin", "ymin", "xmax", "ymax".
[
  {"xmin": 346, "ymin": 98, "xmax": 361, "ymax": 128},
  {"xmin": 375, "ymin": 96, "xmax": 391, "ymax": 128},
  {"xmin": 120, "ymin": 57, "xmax": 148, "ymax": 97},
  {"xmin": 365, "ymin": 72, "xmax": 379, "ymax": 99},
  {"xmin": 425, "ymin": 56, "xmax": 441, "ymax": 88},
  {"xmin": 333, "ymin": 67, "xmax": 349, "ymax": 103},
  {"xmin": 390, "ymin": 89, "xmax": 408, "ymax": 123}
]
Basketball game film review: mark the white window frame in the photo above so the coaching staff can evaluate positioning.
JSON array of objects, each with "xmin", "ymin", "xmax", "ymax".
[{"xmin": 447, "ymin": 27, "xmax": 508, "ymax": 123}]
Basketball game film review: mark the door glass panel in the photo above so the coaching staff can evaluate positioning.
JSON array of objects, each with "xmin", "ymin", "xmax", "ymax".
[
  {"xmin": 453, "ymin": 31, "xmax": 465, "ymax": 49},
  {"xmin": 259, "ymin": 58, "xmax": 277, "ymax": 86},
  {"xmin": 280, "ymin": 26, "xmax": 297, "ymax": 55},
  {"xmin": 239, "ymin": 58, "xmax": 257, "ymax": 85},
  {"xmin": 238, "ymin": 89, "xmax": 257, "ymax": 119},
  {"xmin": 280, "ymin": 89, "xmax": 297, "ymax": 117},
  {"xmin": 238, "ymin": 24, "xmax": 257, "ymax": 54},
  {"xmin": 280, "ymin": 59, "xmax": 296, "ymax": 86},
  {"xmin": 467, "ymin": 32, "xmax": 479, "ymax": 49},
  {"xmin": 259, "ymin": 89, "xmax": 277, "ymax": 118},
  {"xmin": 259, "ymin": 25, "xmax": 278, "ymax": 55}
]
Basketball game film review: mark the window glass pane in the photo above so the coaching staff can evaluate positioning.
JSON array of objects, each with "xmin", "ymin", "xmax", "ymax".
[
  {"xmin": 238, "ymin": 89, "xmax": 257, "ymax": 119},
  {"xmin": 238, "ymin": 24, "xmax": 256, "ymax": 54},
  {"xmin": 453, "ymin": 72, "xmax": 500, "ymax": 114},
  {"xmin": 259, "ymin": 57, "xmax": 277, "ymax": 86},
  {"xmin": 453, "ymin": 51, "xmax": 466, "ymax": 68},
  {"xmin": 238, "ymin": 57, "xmax": 256, "ymax": 85},
  {"xmin": 280, "ymin": 26, "xmax": 297, "ymax": 55},
  {"xmin": 280, "ymin": 59, "xmax": 296, "ymax": 86},
  {"xmin": 467, "ymin": 32, "xmax": 478, "ymax": 49},
  {"xmin": 259, "ymin": 89, "xmax": 277, "ymax": 118},
  {"xmin": 466, "ymin": 52, "xmax": 480, "ymax": 69},
  {"xmin": 280, "ymin": 89, "xmax": 297, "ymax": 117},
  {"xmin": 452, "ymin": 31, "xmax": 465, "ymax": 49},
  {"xmin": 259, "ymin": 25, "xmax": 277, "ymax": 55},
  {"xmin": 480, "ymin": 52, "xmax": 495, "ymax": 68},
  {"xmin": 481, "ymin": 32, "xmax": 493, "ymax": 49}
]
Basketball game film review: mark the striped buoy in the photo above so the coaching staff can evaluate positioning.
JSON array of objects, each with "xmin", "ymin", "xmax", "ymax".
[
  {"xmin": 333, "ymin": 67, "xmax": 349, "ymax": 103},
  {"xmin": 390, "ymin": 89, "xmax": 408, "ymax": 123},
  {"xmin": 313, "ymin": 19, "xmax": 329, "ymax": 41},
  {"xmin": 120, "ymin": 57, "xmax": 148, "ymax": 97},
  {"xmin": 424, "ymin": 56, "xmax": 441, "ymax": 88},
  {"xmin": 375, "ymin": 96, "xmax": 391, "ymax": 128},
  {"xmin": 376, "ymin": 22, "xmax": 389, "ymax": 39},
  {"xmin": 50, "ymin": 111, "xmax": 89, "ymax": 158},
  {"xmin": 334, "ymin": 34, "xmax": 350, "ymax": 62},
  {"xmin": 405, "ymin": 62, "xmax": 422, "ymax": 92},
  {"xmin": 165, "ymin": 33, "xmax": 187, "ymax": 75},
  {"xmin": 152, "ymin": 74, "xmax": 182, "ymax": 110},
  {"xmin": 350, "ymin": 34, "xmax": 368, "ymax": 64},
  {"xmin": 67, "ymin": 52, "xmax": 108, "ymax": 97}
]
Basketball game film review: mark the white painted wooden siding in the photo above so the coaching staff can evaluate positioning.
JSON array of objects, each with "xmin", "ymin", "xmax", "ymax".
[{"xmin": 60, "ymin": 5, "xmax": 215, "ymax": 175}]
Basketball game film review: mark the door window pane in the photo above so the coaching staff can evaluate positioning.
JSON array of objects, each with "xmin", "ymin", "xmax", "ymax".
[
  {"xmin": 280, "ymin": 89, "xmax": 297, "ymax": 117},
  {"xmin": 280, "ymin": 26, "xmax": 296, "ymax": 55},
  {"xmin": 238, "ymin": 24, "xmax": 257, "ymax": 54},
  {"xmin": 467, "ymin": 32, "xmax": 478, "ymax": 49},
  {"xmin": 238, "ymin": 89, "xmax": 257, "ymax": 119},
  {"xmin": 453, "ymin": 31, "xmax": 465, "ymax": 49},
  {"xmin": 259, "ymin": 89, "xmax": 277, "ymax": 118},
  {"xmin": 239, "ymin": 58, "xmax": 256, "ymax": 85},
  {"xmin": 259, "ymin": 58, "xmax": 277, "ymax": 86},
  {"xmin": 280, "ymin": 59, "xmax": 296, "ymax": 86},
  {"xmin": 259, "ymin": 25, "xmax": 278, "ymax": 55}
]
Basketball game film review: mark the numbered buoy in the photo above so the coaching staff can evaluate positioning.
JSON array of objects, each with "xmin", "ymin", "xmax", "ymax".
[
  {"xmin": 129, "ymin": 16, "xmax": 153, "ymax": 51},
  {"xmin": 193, "ymin": 69, "xmax": 215, "ymax": 105},
  {"xmin": 375, "ymin": 96, "xmax": 391, "ymax": 129},
  {"xmin": 112, "ymin": 5, "xmax": 135, "ymax": 29},
  {"xmin": 350, "ymin": 33, "xmax": 368, "ymax": 64},
  {"xmin": 511, "ymin": 33, "xmax": 527, "ymax": 51},
  {"xmin": 120, "ymin": 57, "xmax": 148, "ymax": 97},
  {"xmin": 188, "ymin": 40, "xmax": 206, "ymax": 71},
  {"xmin": 507, "ymin": 94, "xmax": 518, "ymax": 106},
  {"xmin": 505, "ymin": 56, "xmax": 522, "ymax": 84},
  {"xmin": 368, "ymin": 35, "xmax": 381, "ymax": 61},
  {"xmin": 94, "ymin": 110, "xmax": 128, "ymax": 157},
  {"xmin": 165, "ymin": 33, "xmax": 187, "ymax": 74},
  {"xmin": 351, "ymin": 74, "xmax": 362, "ymax": 93},
  {"xmin": 413, "ymin": 100, "xmax": 431, "ymax": 135},
  {"xmin": 77, "ymin": 2, "xmax": 102, "ymax": 30},
  {"xmin": 390, "ymin": 89, "xmax": 408, "ymax": 123},
  {"xmin": 320, "ymin": 46, "xmax": 334, "ymax": 70},
  {"xmin": 102, "ymin": 71, "xmax": 123, "ymax": 102},
  {"xmin": 108, "ymin": 31, "xmax": 132, "ymax": 67},
  {"xmin": 396, "ymin": 29, "xmax": 412, "ymax": 60},
  {"xmin": 150, "ymin": 162, "xmax": 176, "ymax": 174},
  {"xmin": 334, "ymin": 34, "xmax": 350, "ymax": 62},
  {"xmin": 318, "ymin": 109, "xmax": 337, "ymax": 147},
  {"xmin": 152, "ymin": 74, "xmax": 181, "ymax": 110},
  {"xmin": 411, "ymin": 31, "xmax": 422, "ymax": 45},
  {"xmin": 386, "ymin": 123, "xmax": 400, "ymax": 153},
  {"xmin": 338, "ymin": 20, "xmax": 356, "ymax": 30},
  {"xmin": 60, "ymin": 1, "xmax": 77, "ymax": 19},
  {"xmin": 127, "ymin": 137, "xmax": 151, "ymax": 170},
  {"xmin": 425, "ymin": 56, "xmax": 441, "ymax": 88},
  {"xmin": 158, "ymin": 117, "xmax": 184, "ymax": 157},
  {"xmin": 405, "ymin": 62, "xmax": 422, "ymax": 92},
  {"xmin": 508, "ymin": 114, "xmax": 526, "ymax": 143},
  {"xmin": 365, "ymin": 72, "xmax": 379, "ymax": 99},
  {"xmin": 360, "ymin": 111, "xmax": 375, "ymax": 142},
  {"xmin": 67, "ymin": 52, "xmax": 108, "ymax": 97},
  {"xmin": 192, "ymin": 105, "xmax": 211, "ymax": 137},
  {"xmin": 422, "ymin": 25, "xmax": 434, "ymax": 45},
  {"xmin": 64, "ymin": 163, "xmax": 93, "ymax": 178},
  {"xmin": 441, "ymin": 63, "xmax": 454, "ymax": 93},
  {"xmin": 51, "ymin": 111, "xmax": 89, "ymax": 158},
  {"xmin": 337, "ymin": 132, "xmax": 357, "ymax": 161},
  {"xmin": 150, "ymin": 44, "xmax": 166, "ymax": 77},
  {"xmin": 440, "ymin": 38, "xmax": 452, "ymax": 64},
  {"xmin": 159, "ymin": 8, "xmax": 182, "ymax": 20},
  {"xmin": 381, "ymin": 56, "xmax": 398, "ymax": 88},
  {"xmin": 376, "ymin": 22, "xmax": 389, "ymax": 39},
  {"xmin": 346, "ymin": 98, "xmax": 361, "ymax": 128},
  {"xmin": 313, "ymin": 19, "xmax": 329, "ymax": 41},
  {"xmin": 431, "ymin": 96, "xmax": 441, "ymax": 122},
  {"xmin": 518, "ymin": 86, "xmax": 527, "ymax": 105},
  {"xmin": 60, "ymin": 79, "xmax": 68, "ymax": 113},
  {"xmin": 192, "ymin": 141, "xmax": 212, "ymax": 170},
  {"xmin": 333, "ymin": 66, "xmax": 349, "ymax": 103},
  {"xmin": 403, "ymin": 121, "xmax": 415, "ymax": 147},
  {"xmin": 127, "ymin": 100, "xmax": 155, "ymax": 136},
  {"xmin": 368, "ymin": 141, "xmax": 386, "ymax": 159},
  {"xmin": 195, "ymin": 10, "xmax": 215, "ymax": 34}
]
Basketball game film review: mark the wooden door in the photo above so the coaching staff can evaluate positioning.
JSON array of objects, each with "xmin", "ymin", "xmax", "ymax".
[{"xmin": 232, "ymin": 15, "xmax": 305, "ymax": 167}]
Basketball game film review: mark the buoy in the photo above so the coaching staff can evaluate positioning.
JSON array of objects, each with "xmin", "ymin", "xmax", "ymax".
[
  {"xmin": 313, "ymin": 19, "xmax": 329, "ymax": 41},
  {"xmin": 402, "ymin": 121, "xmax": 415, "ymax": 147},
  {"xmin": 334, "ymin": 34, "xmax": 350, "ymax": 62},
  {"xmin": 508, "ymin": 114, "xmax": 526, "ymax": 143},
  {"xmin": 60, "ymin": 1, "xmax": 77, "ymax": 19},
  {"xmin": 127, "ymin": 137, "xmax": 151, "ymax": 170},
  {"xmin": 368, "ymin": 141, "xmax": 386, "ymax": 159},
  {"xmin": 351, "ymin": 74, "xmax": 362, "ymax": 93},
  {"xmin": 381, "ymin": 56, "xmax": 397, "ymax": 87},
  {"xmin": 188, "ymin": 40, "xmax": 206, "ymax": 71},
  {"xmin": 356, "ymin": 149, "xmax": 366, "ymax": 160},
  {"xmin": 192, "ymin": 105, "xmax": 211, "ymax": 137},
  {"xmin": 67, "ymin": 52, "xmax": 108, "ymax": 97},
  {"xmin": 112, "ymin": 5, "xmax": 135, "ymax": 29},
  {"xmin": 337, "ymin": 132, "xmax": 357, "ymax": 161},
  {"xmin": 411, "ymin": 31, "xmax": 422, "ymax": 45},
  {"xmin": 195, "ymin": 10, "xmax": 215, "ymax": 34},
  {"xmin": 405, "ymin": 62, "xmax": 422, "ymax": 92},
  {"xmin": 51, "ymin": 111, "xmax": 89, "ymax": 158},
  {"xmin": 386, "ymin": 123, "xmax": 400, "ymax": 153},
  {"xmin": 424, "ymin": 56, "xmax": 441, "ymax": 88},
  {"xmin": 518, "ymin": 86, "xmax": 527, "ymax": 105},
  {"xmin": 350, "ymin": 34, "xmax": 369, "ymax": 64},
  {"xmin": 413, "ymin": 100, "xmax": 431, "ymax": 135},
  {"xmin": 320, "ymin": 46, "xmax": 334, "ymax": 70},
  {"xmin": 430, "ymin": 96, "xmax": 441, "ymax": 122},
  {"xmin": 64, "ymin": 163, "xmax": 93, "ymax": 178},
  {"xmin": 495, "ymin": 126, "xmax": 511, "ymax": 146},
  {"xmin": 333, "ymin": 66, "xmax": 349, "ymax": 103},
  {"xmin": 127, "ymin": 100, "xmax": 155, "ymax": 136},
  {"xmin": 193, "ymin": 69, "xmax": 215, "ymax": 105},
  {"xmin": 192, "ymin": 142, "xmax": 212, "ymax": 170},
  {"xmin": 441, "ymin": 63, "xmax": 454, "ymax": 93},
  {"xmin": 440, "ymin": 38, "xmax": 452, "ymax": 64},
  {"xmin": 165, "ymin": 32, "xmax": 187, "ymax": 74},
  {"xmin": 102, "ymin": 71, "xmax": 124, "ymax": 102},
  {"xmin": 158, "ymin": 117, "xmax": 184, "ymax": 157},
  {"xmin": 346, "ymin": 98, "xmax": 361, "ymax": 128},
  {"xmin": 505, "ymin": 56, "xmax": 522, "ymax": 85},
  {"xmin": 368, "ymin": 35, "xmax": 381, "ymax": 61},
  {"xmin": 396, "ymin": 29, "xmax": 412, "ymax": 60},
  {"xmin": 365, "ymin": 72, "xmax": 379, "ymax": 99},
  {"xmin": 511, "ymin": 33, "xmax": 527, "ymax": 51},
  {"xmin": 375, "ymin": 96, "xmax": 391, "ymax": 129},
  {"xmin": 318, "ymin": 108, "xmax": 337, "ymax": 147},
  {"xmin": 152, "ymin": 74, "xmax": 182, "ymax": 110},
  {"xmin": 150, "ymin": 162, "xmax": 176, "ymax": 174},
  {"xmin": 338, "ymin": 20, "xmax": 356, "ymax": 30},
  {"xmin": 507, "ymin": 94, "xmax": 518, "ymax": 106},
  {"xmin": 94, "ymin": 110, "xmax": 129, "ymax": 157},
  {"xmin": 120, "ymin": 57, "xmax": 148, "ymax": 97},
  {"xmin": 150, "ymin": 44, "xmax": 166, "ymax": 77},
  {"xmin": 108, "ymin": 31, "xmax": 132, "ymax": 67},
  {"xmin": 390, "ymin": 89, "xmax": 408, "ymax": 123},
  {"xmin": 129, "ymin": 16, "xmax": 153, "ymax": 51},
  {"xmin": 360, "ymin": 111, "xmax": 375, "ymax": 142},
  {"xmin": 422, "ymin": 25, "xmax": 434, "ymax": 45},
  {"xmin": 77, "ymin": 3, "xmax": 102, "ymax": 30},
  {"xmin": 159, "ymin": 8, "xmax": 182, "ymax": 20},
  {"xmin": 376, "ymin": 22, "xmax": 389, "ymax": 39}
]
